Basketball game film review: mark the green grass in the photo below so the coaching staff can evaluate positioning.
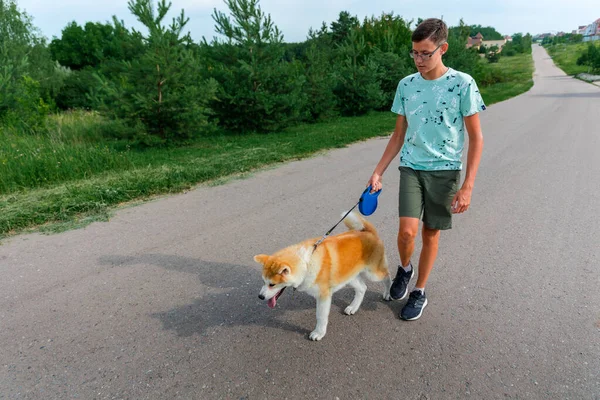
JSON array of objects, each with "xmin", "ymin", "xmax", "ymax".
[
  {"xmin": 0, "ymin": 112, "xmax": 397, "ymax": 237},
  {"xmin": 0, "ymin": 53, "xmax": 535, "ymax": 239},
  {"xmin": 544, "ymin": 42, "xmax": 590, "ymax": 75},
  {"xmin": 479, "ymin": 52, "xmax": 534, "ymax": 104},
  {"xmin": 0, "ymin": 111, "xmax": 136, "ymax": 193}
]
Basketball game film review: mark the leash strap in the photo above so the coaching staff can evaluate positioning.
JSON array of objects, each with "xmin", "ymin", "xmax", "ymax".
[{"xmin": 312, "ymin": 200, "xmax": 361, "ymax": 252}]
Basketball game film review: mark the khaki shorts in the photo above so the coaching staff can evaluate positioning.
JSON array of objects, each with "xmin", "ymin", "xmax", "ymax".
[{"xmin": 398, "ymin": 167, "xmax": 461, "ymax": 230}]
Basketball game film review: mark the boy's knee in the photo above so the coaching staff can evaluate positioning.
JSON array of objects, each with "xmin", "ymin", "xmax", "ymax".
[{"xmin": 398, "ymin": 229, "xmax": 417, "ymax": 244}]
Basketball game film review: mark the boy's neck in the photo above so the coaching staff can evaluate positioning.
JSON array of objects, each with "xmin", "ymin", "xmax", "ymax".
[{"xmin": 420, "ymin": 63, "xmax": 449, "ymax": 81}]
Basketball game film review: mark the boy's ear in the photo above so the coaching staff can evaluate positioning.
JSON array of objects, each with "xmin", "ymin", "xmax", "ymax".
[{"xmin": 253, "ymin": 254, "xmax": 269, "ymax": 265}]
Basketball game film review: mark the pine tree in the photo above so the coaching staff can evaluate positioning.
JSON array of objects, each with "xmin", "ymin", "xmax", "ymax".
[
  {"xmin": 333, "ymin": 30, "xmax": 385, "ymax": 116},
  {"xmin": 94, "ymin": 0, "xmax": 217, "ymax": 144},
  {"xmin": 202, "ymin": 0, "xmax": 306, "ymax": 132}
]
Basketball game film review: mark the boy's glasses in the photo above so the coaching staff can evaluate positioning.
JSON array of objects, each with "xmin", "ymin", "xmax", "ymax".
[{"xmin": 409, "ymin": 43, "xmax": 446, "ymax": 60}]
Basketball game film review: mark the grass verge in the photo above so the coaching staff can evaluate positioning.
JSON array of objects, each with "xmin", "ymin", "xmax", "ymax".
[
  {"xmin": 479, "ymin": 52, "xmax": 534, "ymax": 104},
  {"xmin": 544, "ymin": 42, "xmax": 589, "ymax": 76},
  {"xmin": 1, "ymin": 52, "xmax": 535, "ymax": 239}
]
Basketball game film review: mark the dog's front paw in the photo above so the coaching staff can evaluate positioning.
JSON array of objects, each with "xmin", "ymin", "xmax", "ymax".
[
  {"xmin": 309, "ymin": 329, "xmax": 326, "ymax": 341},
  {"xmin": 344, "ymin": 305, "xmax": 359, "ymax": 315},
  {"xmin": 382, "ymin": 292, "xmax": 392, "ymax": 301}
]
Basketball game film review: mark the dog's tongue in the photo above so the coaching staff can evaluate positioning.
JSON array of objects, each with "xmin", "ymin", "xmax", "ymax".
[{"xmin": 267, "ymin": 288, "xmax": 285, "ymax": 309}]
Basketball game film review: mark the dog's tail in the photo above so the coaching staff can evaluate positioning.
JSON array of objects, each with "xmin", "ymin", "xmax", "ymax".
[{"xmin": 343, "ymin": 210, "xmax": 377, "ymax": 234}]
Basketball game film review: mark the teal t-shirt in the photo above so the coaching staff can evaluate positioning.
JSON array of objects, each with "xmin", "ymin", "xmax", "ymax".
[{"xmin": 391, "ymin": 67, "xmax": 485, "ymax": 171}]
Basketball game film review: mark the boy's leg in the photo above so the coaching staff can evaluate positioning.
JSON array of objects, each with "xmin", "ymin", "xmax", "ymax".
[
  {"xmin": 415, "ymin": 225, "xmax": 441, "ymax": 289},
  {"xmin": 417, "ymin": 169, "xmax": 460, "ymax": 287},
  {"xmin": 399, "ymin": 225, "xmax": 438, "ymax": 321},
  {"xmin": 398, "ymin": 217, "xmax": 419, "ymax": 267},
  {"xmin": 397, "ymin": 167, "xmax": 423, "ymax": 266},
  {"xmin": 390, "ymin": 217, "xmax": 419, "ymax": 300},
  {"xmin": 400, "ymin": 170, "xmax": 459, "ymax": 320},
  {"xmin": 391, "ymin": 167, "xmax": 423, "ymax": 300}
]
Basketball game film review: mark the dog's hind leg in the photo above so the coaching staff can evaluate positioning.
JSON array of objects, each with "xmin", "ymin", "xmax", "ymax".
[
  {"xmin": 344, "ymin": 276, "xmax": 367, "ymax": 315},
  {"xmin": 364, "ymin": 255, "xmax": 392, "ymax": 301},
  {"xmin": 381, "ymin": 273, "xmax": 392, "ymax": 301},
  {"xmin": 380, "ymin": 254, "xmax": 392, "ymax": 301},
  {"xmin": 310, "ymin": 295, "xmax": 332, "ymax": 341}
]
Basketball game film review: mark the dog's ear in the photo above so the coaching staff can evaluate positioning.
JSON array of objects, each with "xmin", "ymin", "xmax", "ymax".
[
  {"xmin": 253, "ymin": 254, "xmax": 269, "ymax": 265},
  {"xmin": 278, "ymin": 266, "xmax": 290, "ymax": 276}
]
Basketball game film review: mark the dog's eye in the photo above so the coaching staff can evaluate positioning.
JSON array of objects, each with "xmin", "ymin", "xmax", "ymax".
[{"xmin": 269, "ymin": 284, "xmax": 275, "ymax": 288}]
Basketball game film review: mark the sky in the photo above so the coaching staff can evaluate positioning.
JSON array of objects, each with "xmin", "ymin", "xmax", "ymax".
[{"xmin": 16, "ymin": 0, "xmax": 600, "ymax": 43}]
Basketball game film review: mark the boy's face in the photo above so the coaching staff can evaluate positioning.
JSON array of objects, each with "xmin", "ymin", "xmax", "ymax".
[{"xmin": 411, "ymin": 39, "xmax": 448, "ymax": 74}]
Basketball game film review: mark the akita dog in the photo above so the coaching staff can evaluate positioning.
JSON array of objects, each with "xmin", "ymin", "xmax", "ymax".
[{"xmin": 254, "ymin": 211, "xmax": 392, "ymax": 341}]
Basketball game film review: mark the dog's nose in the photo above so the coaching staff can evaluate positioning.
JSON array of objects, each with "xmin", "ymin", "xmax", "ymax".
[{"xmin": 258, "ymin": 294, "xmax": 265, "ymax": 300}]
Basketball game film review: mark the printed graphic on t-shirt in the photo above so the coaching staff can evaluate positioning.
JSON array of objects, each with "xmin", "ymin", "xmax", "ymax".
[{"xmin": 391, "ymin": 68, "xmax": 486, "ymax": 171}]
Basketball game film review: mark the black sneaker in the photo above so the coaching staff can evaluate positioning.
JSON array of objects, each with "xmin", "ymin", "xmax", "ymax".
[
  {"xmin": 390, "ymin": 264, "xmax": 414, "ymax": 300},
  {"xmin": 400, "ymin": 290, "xmax": 428, "ymax": 320}
]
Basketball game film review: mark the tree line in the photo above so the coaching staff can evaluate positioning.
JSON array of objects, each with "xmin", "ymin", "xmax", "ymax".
[{"xmin": 1, "ymin": 0, "xmax": 531, "ymax": 146}]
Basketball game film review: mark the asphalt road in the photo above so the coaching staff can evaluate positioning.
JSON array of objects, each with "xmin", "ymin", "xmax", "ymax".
[{"xmin": 1, "ymin": 45, "xmax": 599, "ymax": 399}]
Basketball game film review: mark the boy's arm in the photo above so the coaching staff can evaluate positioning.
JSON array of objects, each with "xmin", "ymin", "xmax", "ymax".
[
  {"xmin": 452, "ymin": 112, "xmax": 483, "ymax": 213},
  {"xmin": 368, "ymin": 114, "xmax": 408, "ymax": 192}
]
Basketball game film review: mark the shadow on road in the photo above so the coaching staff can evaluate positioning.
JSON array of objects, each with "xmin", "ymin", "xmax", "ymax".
[{"xmin": 98, "ymin": 254, "xmax": 390, "ymax": 339}]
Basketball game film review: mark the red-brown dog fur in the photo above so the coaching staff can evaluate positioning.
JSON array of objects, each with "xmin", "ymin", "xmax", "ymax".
[{"xmin": 255, "ymin": 211, "xmax": 392, "ymax": 341}]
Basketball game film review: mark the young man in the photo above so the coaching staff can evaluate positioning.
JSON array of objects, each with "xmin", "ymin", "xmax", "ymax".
[{"xmin": 367, "ymin": 18, "xmax": 484, "ymax": 320}]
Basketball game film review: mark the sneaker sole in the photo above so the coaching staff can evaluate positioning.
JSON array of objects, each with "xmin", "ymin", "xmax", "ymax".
[{"xmin": 401, "ymin": 298, "xmax": 428, "ymax": 321}]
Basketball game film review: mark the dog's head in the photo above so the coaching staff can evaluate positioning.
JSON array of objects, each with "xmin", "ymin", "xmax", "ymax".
[{"xmin": 254, "ymin": 248, "xmax": 309, "ymax": 308}]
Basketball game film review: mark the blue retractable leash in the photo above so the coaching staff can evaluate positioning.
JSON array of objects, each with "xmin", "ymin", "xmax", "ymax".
[{"xmin": 312, "ymin": 186, "xmax": 382, "ymax": 252}]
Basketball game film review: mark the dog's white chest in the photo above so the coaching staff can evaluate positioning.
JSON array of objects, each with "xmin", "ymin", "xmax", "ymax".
[{"xmin": 297, "ymin": 283, "xmax": 321, "ymax": 298}]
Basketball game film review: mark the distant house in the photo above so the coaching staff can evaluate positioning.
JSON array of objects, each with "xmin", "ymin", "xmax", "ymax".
[
  {"xmin": 483, "ymin": 39, "xmax": 508, "ymax": 50},
  {"xmin": 582, "ymin": 18, "xmax": 600, "ymax": 42},
  {"xmin": 466, "ymin": 32, "xmax": 484, "ymax": 48},
  {"xmin": 466, "ymin": 32, "xmax": 507, "ymax": 52}
]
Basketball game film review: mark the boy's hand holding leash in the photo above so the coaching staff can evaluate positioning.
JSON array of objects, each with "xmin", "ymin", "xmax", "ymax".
[{"xmin": 367, "ymin": 173, "xmax": 383, "ymax": 193}]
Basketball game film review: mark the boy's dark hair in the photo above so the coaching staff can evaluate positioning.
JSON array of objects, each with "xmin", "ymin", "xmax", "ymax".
[{"xmin": 412, "ymin": 18, "xmax": 448, "ymax": 45}]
